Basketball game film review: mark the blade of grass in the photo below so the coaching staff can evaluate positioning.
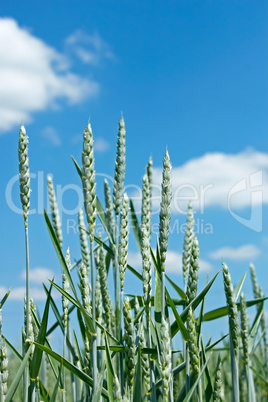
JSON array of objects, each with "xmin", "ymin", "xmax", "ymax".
[
  {"xmin": 133, "ymin": 349, "xmax": 142, "ymax": 401},
  {"xmin": 76, "ymin": 308, "xmax": 86, "ymax": 346},
  {"xmin": 105, "ymin": 334, "xmax": 115, "ymax": 402},
  {"xmin": 30, "ymin": 306, "xmax": 60, "ymax": 382},
  {"xmin": 43, "ymin": 284, "xmax": 77, "ymax": 360},
  {"xmin": 133, "ymin": 305, "xmax": 146, "ymax": 327},
  {"xmin": 5, "ymin": 345, "xmax": 32, "ymax": 402},
  {"xmin": 205, "ymin": 334, "xmax": 228, "ymax": 352},
  {"xmin": 96, "ymin": 197, "xmax": 115, "ymax": 244},
  {"xmin": 248, "ymin": 303, "xmax": 264, "ymax": 354},
  {"xmin": 154, "ymin": 246, "xmax": 162, "ymax": 340},
  {"xmin": 73, "ymin": 329, "xmax": 84, "ymax": 368},
  {"xmin": 50, "ymin": 365, "xmax": 62, "ymax": 402},
  {"xmin": 44, "ymin": 209, "xmax": 79, "ymax": 299},
  {"xmin": 182, "ymin": 354, "xmax": 211, "ymax": 402},
  {"xmin": 33, "ymin": 342, "xmax": 109, "ymax": 398},
  {"xmin": 129, "ymin": 198, "xmax": 142, "ymax": 252},
  {"xmin": 1, "ymin": 335, "xmax": 23, "ymax": 361},
  {"xmin": 97, "ymin": 346, "xmax": 124, "ymax": 352},
  {"xmin": 165, "ymin": 288, "xmax": 187, "ymax": 341},
  {"xmin": 30, "ymin": 284, "xmax": 52, "ymax": 381},
  {"xmin": 46, "ymin": 305, "xmax": 75, "ymax": 336},
  {"xmin": 38, "ymin": 380, "xmax": 50, "ymax": 402},
  {"xmin": 200, "ymin": 336, "xmax": 213, "ymax": 401},
  {"xmin": 196, "ymin": 290, "xmax": 206, "ymax": 346},
  {"xmin": 49, "ymin": 280, "xmax": 96, "ymax": 336},
  {"xmin": 52, "ymin": 280, "xmax": 120, "ymax": 345},
  {"xmin": 203, "ymin": 297, "xmax": 268, "ymax": 322},
  {"xmin": 171, "ymin": 271, "xmax": 220, "ymax": 338},
  {"xmin": 165, "ymin": 274, "xmax": 186, "ymax": 300},
  {"xmin": 0, "ymin": 288, "xmax": 11, "ymax": 308},
  {"xmin": 71, "ymin": 155, "xmax": 82, "ymax": 180},
  {"xmin": 233, "ymin": 272, "xmax": 247, "ymax": 302},
  {"xmin": 94, "ymin": 235, "xmax": 143, "ymax": 281}
]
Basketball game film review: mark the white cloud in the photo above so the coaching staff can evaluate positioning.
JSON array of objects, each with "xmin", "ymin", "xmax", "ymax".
[
  {"xmin": 0, "ymin": 286, "xmax": 60, "ymax": 301},
  {"xmin": 41, "ymin": 126, "xmax": 61, "ymax": 146},
  {"xmin": 70, "ymin": 133, "xmax": 82, "ymax": 144},
  {"xmin": 65, "ymin": 30, "xmax": 115, "ymax": 65},
  {"xmin": 128, "ymin": 250, "xmax": 213, "ymax": 274},
  {"xmin": 127, "ymin": 251, "xmax": 143, "ymax": 268},
  {"xmin": 209, "ymin": 244, "xmax": 261, "ymax": 261},
  {"xmin": 9, "ymin": 287, "xmax": 47, "ymax": 301},
  {"xmin": 165, "ymin": 251, "xmax": 213, "ymax": 274},
  {"xmin": 152, "ymin": 150, "xmax": 268, "ymax": 213},
  {"xmin": 94, "ymin": 137, "xmax": 110, "ymax": 152},
  {"xmin": 0, "ymin": 18, "xmax": 99, "ymax": 132},
  {"xmin": 21, "ymin": 267, "xmax": 56, "ymax": 284}
]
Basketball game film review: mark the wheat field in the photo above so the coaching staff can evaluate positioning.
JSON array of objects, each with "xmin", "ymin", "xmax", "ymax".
[{"xmin": 0, "ymin": 117, "xmax": 267, "ymax": 402}]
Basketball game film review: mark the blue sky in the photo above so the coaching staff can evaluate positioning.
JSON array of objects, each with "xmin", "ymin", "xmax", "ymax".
[{"xmin": 0, "ymin": 1, "xmax": 267, "ymax": 346}]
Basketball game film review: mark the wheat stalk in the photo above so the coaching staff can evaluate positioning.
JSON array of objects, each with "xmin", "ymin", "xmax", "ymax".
[
  {"xmin": 18, "ymin": 125, "xmax": 31, "ymax": 402},
  {"xmin": 141, "ymin": 173, "xmax": 151, "ymax": 237},
  {"xmin": 0, "ymin": 310, "xmax": 8, "ymax": 402},
  {"xmin": 186, "ymin": 236, "xmax": 199, "ymax": 305},
  {"xmin": 18, "ymin": 126, "xmax": 30, "ymax": 226},
  {"xmin": 159, "ymin": 150, "xmax": 172, "ymax": 321},
  {"xmin": 104, "ymin": 179, "xmax": 116, "ymax": 241},
  {"xmin": 160, "ymin": 317, "xmax": 172, "ymax": 402},
  {"xmin": 81, "ymin": 121, "xmax": 97, "ymax": 391},
  {"xmin": 123, "ymin": 297, "xmax": 136, "ymax": 399},
  {"xmin": 222, "ymin": 262, "xmax": 239, "ymax": 402},
  {"xmin": 113, "ymin": 116, "xmax": 126, "ymax": 217},
  {"xmin": 182, "ymin": 201, "xmax": 194, "ymax": 290},
  {"xmin": 119, "ymin": 194, "xmax": 129, "ymax": 294},
  {"xmin": 213, "ymin": 355, "xmax": 223, "ymax": 402},
  {"xmin": 96, "ymin": 241, "xmax": 115, "ymax": 333},
  {"xmin": 47, "ymin": 175, "xmax": 63, "ymax": 248},
  {"xmin": 78, "ymin": 208, "xmax": 90, "ymax": 274}
]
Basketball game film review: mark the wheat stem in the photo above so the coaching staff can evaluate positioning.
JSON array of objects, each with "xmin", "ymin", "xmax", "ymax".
[
  {"xmin": 78, "ymin": 208, "xmax": 90, "ymax": 275},
  {"xmin": 90, "ymin": 240, "xmax": 97, "ymax": 393},
  {"xmin": 47, "ymin": 175, "xmax": 63, "ymax": 249},
  {"xmin": 213, "ymin": 355, "xmax": 222, "ymax": 402},
  {"xmin": 123, "ymin": 298, "xmax": 136, "ymax": 399},
  {"xmin": 159, "ymin": 150, "xmax": 172, "ymax": 318},
  {"xmin": 222, "ymin": 263, "xmax": 239, "ymax": 402},
  {"xmin": 182, "ymin": 201, "xmax": 194, "ymax": 291},
  {"xmin": 160, "ymin": 317, "xmax": 172, "ymax": 402}
]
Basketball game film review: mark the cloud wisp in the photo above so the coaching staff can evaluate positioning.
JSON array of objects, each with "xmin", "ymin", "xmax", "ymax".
[
  {"xmin": 152, "ymin": 149, "xmax": 268, "ymax": 213},
  {"xmin": 128, "ymin": 250, "xmax": 213, "ymax": 275},
  {"xmin": 209, "ymin": 244, "xmax": 261, "ymax": 261},
  {"xmin": 65, "ymin": 30, "xmax": 115, "ymax": 65},
  {"xmin": 21, "ymin": 267, "xmax": 56, "ymax": 284},
  {"xmin": 41, "ymin": 127, "xmax": 62, "ymax": 146},
  {"xmin": 94, "ymin": 137, "xmax": 110, "ymax": 152},
  {"xmin": 0, "ymin": 267, "xmax": 57, "ymax": 301},
  {"xmin": 0, "ymin": 286, "xmax": 60, "ymax": 301},
  {"xmin": 0, "ymin": 18, "xmax": 103, "ymax": 133}
]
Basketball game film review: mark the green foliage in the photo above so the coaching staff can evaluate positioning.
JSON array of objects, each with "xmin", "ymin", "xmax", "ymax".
[{"xmin": 1, "ymin": 117, "xmax": 267, "ymax": 402}]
